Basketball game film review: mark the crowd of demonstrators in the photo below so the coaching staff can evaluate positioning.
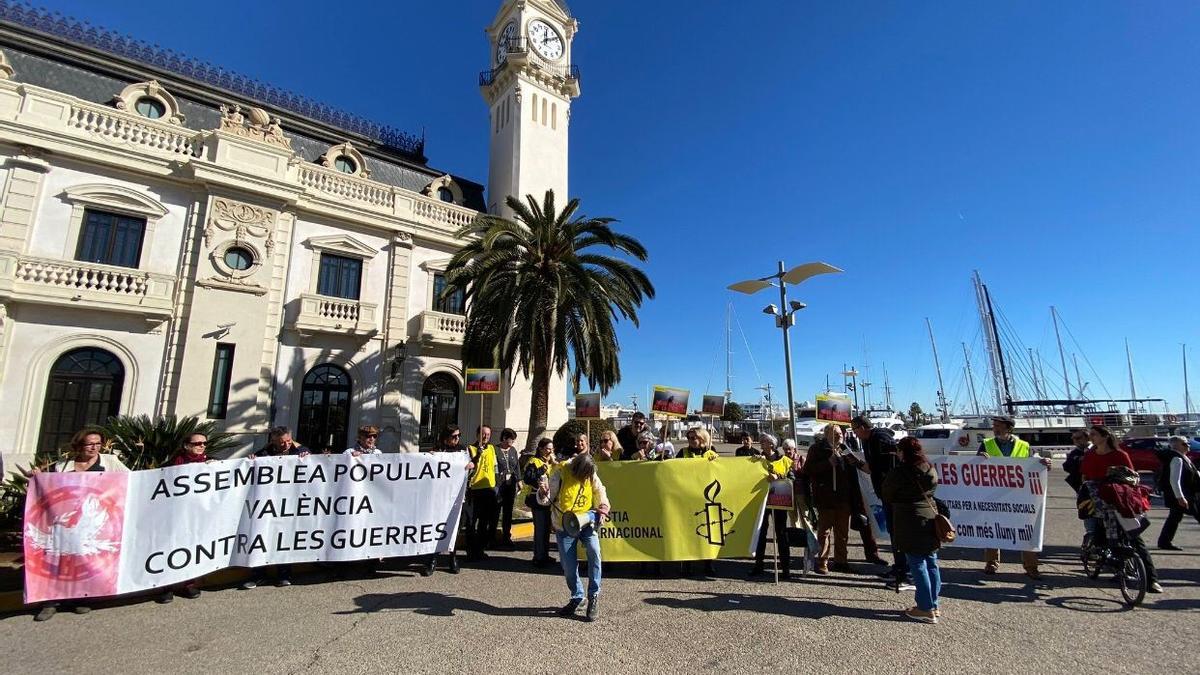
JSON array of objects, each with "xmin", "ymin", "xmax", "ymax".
[
  {"xmin": 1080, "ymin": 425, "xmax": 1162, "ymax": 593},
  {"xmin": 538, "ymin": 445, "xmax": 610, "ymax": 622},
  {"xmin": 750, "ymin": 434, "xmax": 796, "ymax": 579},
  {"xmin": 977, "ymin": 416, "xmax": 1052, "ymax": 580},
  {"xmin": 882, "ymin": 437, "xmax": 942, "ymax": 624},
  {"xmin": 1158, "ymin": 436, "xmax": 1199, "ymax": 550}
]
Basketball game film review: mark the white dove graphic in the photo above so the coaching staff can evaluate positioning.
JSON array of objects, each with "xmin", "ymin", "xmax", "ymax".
[{"xmin": 27, "ymin": 496, "xmax": 119, "ymax": 558}]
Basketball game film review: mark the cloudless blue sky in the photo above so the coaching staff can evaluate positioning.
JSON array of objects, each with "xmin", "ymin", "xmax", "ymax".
[{"xmin": 39, "ymin": 0, "xmax": 1200, "ymax": 414}]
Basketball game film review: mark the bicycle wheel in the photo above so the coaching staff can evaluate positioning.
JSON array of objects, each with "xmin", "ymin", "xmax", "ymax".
[{"xmin": 1118, "ymin": 551, "xmax": 1147, "ymax": 607}]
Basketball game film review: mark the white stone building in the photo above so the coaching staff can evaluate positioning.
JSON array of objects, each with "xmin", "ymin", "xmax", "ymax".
[{"xmin": 0, "ymin": 0, "xmax": 577, "ymax": 468}]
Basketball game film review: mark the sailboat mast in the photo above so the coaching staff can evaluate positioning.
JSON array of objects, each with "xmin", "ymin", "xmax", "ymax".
[
  {"xmin": 1185, "ymin": 344, "xmax": 1193, "ymax": 416},
  {"xmin": 982, "ymin": 283, "xmax": 1014, "ymax": 413},
  {"xmin": 724, "ymin": 303, "xmax": 733, "ymax": 403},
  {"xmin": 1029, "ymin": 348, "xmax": 1043, "ymax": 402},
  {"xmin": 974, "ymin": 272, "xmax": 1007, "ymax": 412},
  {"xmin": 1125, "ymin": 339, "xmax": 1138, "ymax": 412},
  {"xmin": 963, "ymin": 342, "xmax": 981, "ymax": 415},
  {"xmin": 1073, "ymin": 353, "xmax": 1086, "ymax": 400},
  {"xmin": 1051, "ymin": 307, "xmax": 1072, "ymax": 403},
  {"xmin": 926, "ymin": 318, "xmax": 949, "ymax": 422}
]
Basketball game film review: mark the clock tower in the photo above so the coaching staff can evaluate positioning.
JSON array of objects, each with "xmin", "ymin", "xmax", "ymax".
[
  {"xmin": 479, "ymin": 0, "xmax": 579, "ymax": 436},
  {"xmin": 481, "ymin": 0, "xmax": 579, "ymax": 216}
]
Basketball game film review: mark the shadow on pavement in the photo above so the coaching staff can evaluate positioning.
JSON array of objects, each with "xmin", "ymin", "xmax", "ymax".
[
  {"xmin": 640, "ymin": 590, "xmax": 907, "ymax": 622},
  {"xmin": 336, "ymin": 591, "xmax": 558, "ymax": 619}
]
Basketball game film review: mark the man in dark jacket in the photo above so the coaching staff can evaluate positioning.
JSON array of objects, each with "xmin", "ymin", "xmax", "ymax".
[
  {"xmin": 617, "ymin": 412, "xmax": 648, "ymax": 460},
  {"xmin": 851, "ymin": 416, "xmax": 910, "ymax": 586},
  {"xmin": 1062, "ymin": 430, "xmax": 1090, "ymax": 496}
]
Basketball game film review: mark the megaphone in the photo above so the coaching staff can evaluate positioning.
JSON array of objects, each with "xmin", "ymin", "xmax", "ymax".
[{"xmin": 563, "ymin": 510, "xmax": 598, "ymax": 537}]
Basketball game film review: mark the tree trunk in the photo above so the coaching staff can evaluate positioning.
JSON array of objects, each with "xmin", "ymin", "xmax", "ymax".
[{"xmin": 526, "ymin": 350, "xmax": 550, "ymax": 452}]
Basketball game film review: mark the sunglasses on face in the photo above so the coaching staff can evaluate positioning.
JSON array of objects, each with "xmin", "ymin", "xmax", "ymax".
[
  {"xmin": 363, "ymin": 434, "xmax": 379, "ymax": 439},
  {"xmin": 187, "ymin": 441, "xmax": 207, "ymax": 447}
]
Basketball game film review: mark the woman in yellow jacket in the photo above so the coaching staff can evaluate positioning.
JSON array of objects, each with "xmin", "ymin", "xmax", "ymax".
[
  {"xmin": 751, "ymin": 434, "xmax": 796, "ymax": 580},
  {"xmin": 522, "ymin": 437, "xmax": 559, "ymax": 567},
  {"xmin": 537, "ymin": 450, "xmax": 610, "ymax": 622}
]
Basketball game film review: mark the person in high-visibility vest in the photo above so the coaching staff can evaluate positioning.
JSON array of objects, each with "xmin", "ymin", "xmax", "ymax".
[
  {"xmin": 538, "ymin": 443, "xmax": 610, "ymax": 622},
  {"xmin": 976, "ymin": 416, "xmax": 1052, "ymax": 579},
  {"xmin": 466, "ymin": 425, "xmax": 499, "ymax": 562}
]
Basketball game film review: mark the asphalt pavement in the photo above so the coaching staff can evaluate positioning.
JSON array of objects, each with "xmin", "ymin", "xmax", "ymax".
[{"xmin": 2, "ymin": 448, "xmax": 1197, "ymax": 674}]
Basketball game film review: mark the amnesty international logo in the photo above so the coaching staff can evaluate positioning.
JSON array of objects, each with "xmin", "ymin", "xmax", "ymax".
[{"xmin": 694, "ymin": 479, "xmax": 735, "ymax": 545}]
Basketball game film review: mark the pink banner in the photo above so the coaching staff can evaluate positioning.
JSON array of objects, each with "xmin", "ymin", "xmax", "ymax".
[{"xmin": 23, "ymin": 471, "xmax": 129, "ymax": 604}]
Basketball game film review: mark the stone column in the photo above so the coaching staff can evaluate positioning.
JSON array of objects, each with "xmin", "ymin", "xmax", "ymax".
[{"xmin": 379, "ymin": 231, "xmax": 414, "ymax": 451}]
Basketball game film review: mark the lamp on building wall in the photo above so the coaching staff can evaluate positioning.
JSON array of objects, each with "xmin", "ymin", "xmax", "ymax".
[{"xmin": 390, "ymin": 340, "xmax": 409, "ymax": 379}]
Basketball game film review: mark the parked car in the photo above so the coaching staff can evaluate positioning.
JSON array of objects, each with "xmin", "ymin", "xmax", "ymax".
[{"xmin": 1118, "ymin": 436, "xmax": 1200, "ymax": 474}]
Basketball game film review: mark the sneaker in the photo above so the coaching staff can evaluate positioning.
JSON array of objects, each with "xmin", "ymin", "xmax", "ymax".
[
  {"xmin": 903, "ymin": 607, "xmax": 937, "ymax": 624},
  {"xmin": 1158, "ymin": 544, "xmax": 1183, "ymax": 551},
  {"xmin": 33, "ymin": 605, "xmax": 57, "ymax": 622},
  {"xmin": 887, "ymin": 580, "xmax": 917, "ymax": 592},
  {"xmin": 877, "ymin": 565, "xmax": 902, "ymax": 578},
  {"xmin": 275, "ymin": 578, "xmax": 292, "ymax": 587},
  {"xmin": 585, "ymin": 595, "xmax": 600, "ymax": 622},
  {"xmin": 558, "ymin": 598, "xmax": 583, "ymax": 617},
  {"xmin": 420, "ymin": 562, "xmax": 435, "ymax": 577},
  {"xmin": 866, "ymin": 556, "xmax": 890, "ymax": 566},
  {"xmin": 155, "ymin": 590, "xmax": 174, "ymax": 604},
  {"xmin": 182, "ymin": 586, "xmax": 202, "ymax": 600},
  {"xmin": 984, "ymin": 562, "xmax": 999, "ymax": 575},
  {"xmin": 1149, "ymin": 582, "xmax": 1164, "ymax": 593},
  {"xmin": 239, "ymin": 579, "xmax": 258, "ymax": 590}
]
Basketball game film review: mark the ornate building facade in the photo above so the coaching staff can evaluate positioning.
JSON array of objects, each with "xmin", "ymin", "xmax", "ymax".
[{"xmin": 0, "ymin": 0, "xmax": 578, "ymax": 468}]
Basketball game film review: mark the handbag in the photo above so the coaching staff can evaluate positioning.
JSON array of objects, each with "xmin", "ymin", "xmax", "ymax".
[{"xmin": 911, "ymin": 467, "xmax": 955, "ymax": 544}]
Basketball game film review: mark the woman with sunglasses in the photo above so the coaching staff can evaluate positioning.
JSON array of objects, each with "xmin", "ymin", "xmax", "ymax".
[
  {"xmin": 157, "ymin": 433, "xmax": 210, "ymax": 604},
  {"xmin": 344, "ymin": 425, "xmax": 383, "ymax": 456}
]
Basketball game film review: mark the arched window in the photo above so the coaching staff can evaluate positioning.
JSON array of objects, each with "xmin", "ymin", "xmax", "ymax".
[
  {"xmin": 38, "ymin": 348, "xmax": 124, "ymax": 454},
  {"xmin": 297, "ymin": 364, "xmax": 352, "ymax": 452},
  {"xmin": 420, "ymin": 373, "xmax": 460, "ymax": 448}
]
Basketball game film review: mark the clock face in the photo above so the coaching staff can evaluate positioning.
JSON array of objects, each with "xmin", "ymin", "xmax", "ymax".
[
  {"xmin": 496, "ymin": 21, "xmax": 518, "ymax": 65},
  {"xmin": 528, "ymin": 19, "xmax": 564, "ymax": 61}
]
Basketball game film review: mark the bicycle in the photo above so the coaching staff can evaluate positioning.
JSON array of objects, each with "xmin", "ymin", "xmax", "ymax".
[{"xmin": 1079, "ymin": 480, "xmax": 1149, "ymax": 608}]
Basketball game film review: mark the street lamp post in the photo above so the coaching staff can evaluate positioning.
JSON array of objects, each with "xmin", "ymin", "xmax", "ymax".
[{"xmin": 729, "ymin": 260, "xmax": 843, "ymax": 443}]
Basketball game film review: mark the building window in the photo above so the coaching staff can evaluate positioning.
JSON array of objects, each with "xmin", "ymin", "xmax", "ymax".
[
  {"xmin": 334, "ymin": 156, "xmax": 357, "ymax": 174},
  {"xmin": 432, "ymin": 272, "xmax": 465, "ymax": 314},
  {"xmin": 298, "ymin": 364, "xmax": 352, "ymax": 452},
  {"xmin": 317, "ymin": 253, "xmax": 362, "ymax": 300},
  {"xmin": 76, "ymin": 209, "xmax": 146, "ymax": 268},
  {"xmin": 38, "ymin": 347, "xmax": 124, "ymax": 454},
  {"xmin": 223, "ymin": 246, "xmax": 254, "ymax": 271},
  {"xmin": 420, "ymin": 373, "xmax": 459, "ymax": 448},
  {"xmin": 437, "ymin": 187, "xmax": 454, "ymax": 203},
  {"xmin": 207, "ymin": 343, "xmax": 235, "ymax": 419},
  {"xmin": 134, "ymin": 97, "xmax": 166, "ymax": 119}
]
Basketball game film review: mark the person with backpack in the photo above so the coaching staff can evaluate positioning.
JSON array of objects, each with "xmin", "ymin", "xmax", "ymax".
[{"xmin": 1157, "ymin": 436, "xmax": 1200, "ymax": 550}]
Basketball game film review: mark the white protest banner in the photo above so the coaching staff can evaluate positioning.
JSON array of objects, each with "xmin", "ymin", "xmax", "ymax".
[
  {"xmin": 854, "ymin": 455, "xmax": 1047, "ymax": 551},
  {"xmin": 24, "ymin": 453, "xmax": 468, "ymax": 604}
]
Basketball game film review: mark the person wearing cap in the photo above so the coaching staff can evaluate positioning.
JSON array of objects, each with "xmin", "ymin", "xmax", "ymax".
[
  {"xmin": 618, "ymin": 412, "xmax": 649, "ymax": 460},
  {"xmin": 977, "ymin": 416, "xmax": 1051, "ymax": 579}
]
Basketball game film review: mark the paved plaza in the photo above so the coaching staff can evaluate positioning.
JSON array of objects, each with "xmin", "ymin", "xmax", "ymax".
[{"xmin": 2, "ymin": 455, "xmax": 1197, "ymax": 674}]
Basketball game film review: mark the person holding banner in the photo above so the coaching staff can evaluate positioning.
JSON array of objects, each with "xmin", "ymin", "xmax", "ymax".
[
  {"xmin": 735, "ymin": 432, "xmax": 759, "ymax": 457},
  {"xmin": 882, "ymin": 437, "xmax": 942, "ymax": 624},
  {"xmin": 466, "ymin": 425, "xmax": 500, "ymax": 562},
  {"xmin": 677, "ymin": 428, "xmax": 719, "ymax": 460},
  {"xmin": 157, "ymin": 433, "xmax": 211, "ymax": 604},
  {"xmin": 634, "ymin": 432, "xmax": 656, "ymax": 460},
  {"xmin": 344, "ymin": 425, "xmax": 382, "ymax": 456},
  {"xmin": 977, "ymin": 416, "xmax": 1050, "ymax": 579},
  {"xmin": 538, "ymin": 452, "xmax": 611, "ymax": 622},
  {"xmin": 750, "ymin": 434, "xmax": 795, "ymax": 580},
  {"xmin": 523, "ymin": 437, "xmax": 559, "ymax": 567},
  {"xmin": 595, "ymin": 430, "xmax": 620, "ymax": 461},
  {"xmin": 422, "ymin": 424, "xmax": 466, "ymax": 576},
  {"xmin": 32, "ymin": 428, "xmax": 129, "ymax": 622},
  {"xmin": 242, "ymin": 426, "xmax": 308, "ymax": 589},
  {"xmin": 803, "ymin": 424, "xmax": 862, "ymax": 574}
]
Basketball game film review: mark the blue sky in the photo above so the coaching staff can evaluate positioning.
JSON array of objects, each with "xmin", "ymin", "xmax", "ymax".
[{"xmin": 42, "ymin": 0, "xmax": 1200, "ymax": 414}]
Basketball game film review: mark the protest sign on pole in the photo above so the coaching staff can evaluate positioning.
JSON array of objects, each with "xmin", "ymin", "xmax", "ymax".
[
  {"xmin": 24, "ymin": 454, "xmax": 468, "ymax": 604},
  {"xmin": 816, "ymin": 392, "xmax": 852, "ymax": 425},
  {"xmin": 853, "ymin": 454, "xmax": 1047, "ymax": 551},
  {"xmin": 651, "ymin": 385, "xmax": 689, "ymax": 417}
]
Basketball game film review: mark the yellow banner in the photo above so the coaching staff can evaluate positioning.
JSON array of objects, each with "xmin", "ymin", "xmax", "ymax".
[{"xmin": 593, "ymin": 457, "xmax": 769, "ymax": 562}]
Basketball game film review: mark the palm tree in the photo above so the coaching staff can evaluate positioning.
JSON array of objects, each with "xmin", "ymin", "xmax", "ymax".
[{"xmin": 444, "ymin": 190, "xmax": 654, "ymax": 447}]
